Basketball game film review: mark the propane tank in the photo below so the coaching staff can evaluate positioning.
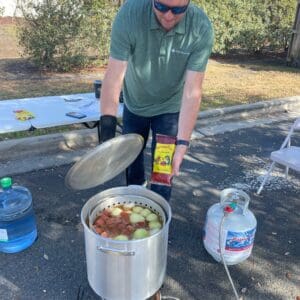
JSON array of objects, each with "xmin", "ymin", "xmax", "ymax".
[{"xmin": 203, "ymin": 188, "xmax": 257, "ymax": 265}]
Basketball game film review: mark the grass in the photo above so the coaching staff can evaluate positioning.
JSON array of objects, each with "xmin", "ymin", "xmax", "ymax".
[
  {"xmin": 0, "ymin": 58, "xmax": 99, "ymax": 99},
  {"xmin": 1, "ymin": 20, "xmax": 300, "ymax": 140},
  {"xmin": 202, "ymin": 58, "xmax": 300, "ymax": 110}
]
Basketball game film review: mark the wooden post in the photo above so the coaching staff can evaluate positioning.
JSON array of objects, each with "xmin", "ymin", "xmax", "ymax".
[{"xmin": 287, "ymin": 0, "xmax": 300, "ymax": 67}]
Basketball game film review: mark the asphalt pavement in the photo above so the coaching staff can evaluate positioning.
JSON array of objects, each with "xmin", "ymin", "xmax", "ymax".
[{"xmin": 0, "ymin": 113, "xmax": 300, "ymax": 299}]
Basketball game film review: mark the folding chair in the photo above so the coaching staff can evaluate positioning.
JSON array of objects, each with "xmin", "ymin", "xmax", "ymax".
[{"xmin": 257, "ymin": 118, "xmax": 300, "ymax": 194}]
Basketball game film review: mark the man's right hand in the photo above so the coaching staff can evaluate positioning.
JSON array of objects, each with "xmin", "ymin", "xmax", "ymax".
[{"xmin": 98, "ymin": 115, "xmax": 117, "ymax": 143}]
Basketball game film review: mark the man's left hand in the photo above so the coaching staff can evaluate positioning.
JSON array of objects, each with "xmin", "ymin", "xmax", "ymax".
[{"xmin": 172, "ymin": 145, "xmax": 188, "ymax": 177}]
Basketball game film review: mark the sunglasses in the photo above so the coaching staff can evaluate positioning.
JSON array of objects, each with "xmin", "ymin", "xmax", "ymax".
[{"xmin": 153, "ymin": 0, "xmax": 189, "ymax": 15}]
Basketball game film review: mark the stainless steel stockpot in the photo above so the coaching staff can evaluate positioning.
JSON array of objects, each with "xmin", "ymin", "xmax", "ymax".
[
  {"xmin": 66, "ymin": 134, "xmax": 172, "ymax": 300},
  {"xmin": 81, "ymin": 185, "xmax": 172, "ymax": 300}
]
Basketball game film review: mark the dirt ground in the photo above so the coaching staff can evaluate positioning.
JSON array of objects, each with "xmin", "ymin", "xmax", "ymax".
[
  {"xmin": 0, "ymin": 16, "xmax": 15, "ymax": 25},
  {"xmin": 0, "ymin": 16, "xmax": 300, "ymax": 134}
]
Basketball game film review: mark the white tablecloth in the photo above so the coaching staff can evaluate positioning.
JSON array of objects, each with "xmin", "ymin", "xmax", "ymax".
[{"xmin": 0, "ymin": 93, "xmax": 124, "ymax": 134}]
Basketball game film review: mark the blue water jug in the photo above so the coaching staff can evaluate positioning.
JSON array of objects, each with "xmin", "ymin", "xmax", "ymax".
[{"xmin": 0, "ymin": 177, "xmax": 37, "ymax": 253}]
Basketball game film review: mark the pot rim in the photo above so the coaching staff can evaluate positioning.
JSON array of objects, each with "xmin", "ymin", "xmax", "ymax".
[{"xmin": 81, "ymin": 185, "xmax": 172, "ymax": 244}]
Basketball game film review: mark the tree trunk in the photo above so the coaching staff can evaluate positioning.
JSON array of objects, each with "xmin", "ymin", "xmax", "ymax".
[
  {"xmin": 115, "ymin": 0, "xmax": 125, "ymax": 7},
  {"xmin": 287, "ymin": 0, "xmax": 300, "ymax": 67}
]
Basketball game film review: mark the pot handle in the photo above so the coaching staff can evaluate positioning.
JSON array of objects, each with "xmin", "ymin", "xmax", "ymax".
[{"xmin": 97, "ymin": 246, "xmax": 135, "ymax": 256}]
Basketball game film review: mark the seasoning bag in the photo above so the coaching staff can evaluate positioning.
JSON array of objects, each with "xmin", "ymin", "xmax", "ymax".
[
  {"xmin": 14, "ymin": 109, "xmax": 35, "ymax": 121},
  {"xmin": 150, "ymin": 134, "xmax": 176, "ymax": 186}
]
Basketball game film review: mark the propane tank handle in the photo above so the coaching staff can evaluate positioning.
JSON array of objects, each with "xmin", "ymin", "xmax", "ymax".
[{"xmin": 220, "ymin": 188, "xmax": 250, "ymax": 215}]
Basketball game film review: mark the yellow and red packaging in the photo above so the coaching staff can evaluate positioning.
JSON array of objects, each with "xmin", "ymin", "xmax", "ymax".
[{"xmin": 150, "ymin": 134, "xmax": 176, "ymax": 186}]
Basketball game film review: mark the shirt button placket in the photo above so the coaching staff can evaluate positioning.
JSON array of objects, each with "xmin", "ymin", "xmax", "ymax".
[{"xmin": 159, "ymin": 34, "xmax": 167, "ymax": 66}]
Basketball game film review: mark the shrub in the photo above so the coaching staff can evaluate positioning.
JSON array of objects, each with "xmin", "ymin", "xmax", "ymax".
[
  {"xmin": 17, "ymin": 0, "xmax": 297, "ymax": 70},
  {"xmin": 81, "ymin": 1, "xmax": 119, "ymax": 63},
  {"xmin": 17, "ymin": 0, "xmax": 89, "ymax": 71},
  {"xmin": 196, "ymin": 0, "xmax": 296, "ymax": 55},
  {"xmin": 17, "ymin": 0, "xmax": 120, "ymax": 71}
]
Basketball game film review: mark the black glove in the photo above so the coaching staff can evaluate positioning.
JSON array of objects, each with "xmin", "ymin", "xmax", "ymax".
[{"xmin": 98, "ymin": 115, "xmax": 117, "ymax": 143}]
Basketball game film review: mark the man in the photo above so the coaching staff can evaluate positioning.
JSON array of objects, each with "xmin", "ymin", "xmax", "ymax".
[{"xmin": 99, "ymin": 0, "xmax": 214, "ymax": 203}]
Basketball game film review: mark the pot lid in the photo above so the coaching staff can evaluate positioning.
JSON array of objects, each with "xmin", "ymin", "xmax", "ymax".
[{"xmin": 65, "ymin": 134, "xmax": 144, "ymax": 190}]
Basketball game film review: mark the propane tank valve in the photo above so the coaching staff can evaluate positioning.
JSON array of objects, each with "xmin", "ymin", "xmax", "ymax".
[{"xmin": 224, "ymin": 202, "xmax": 237, "ymax": 213}]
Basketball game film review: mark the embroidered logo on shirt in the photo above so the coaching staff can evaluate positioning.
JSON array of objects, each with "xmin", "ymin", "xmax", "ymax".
[{"xmin": 171, "ymin": 49, "xmax": 190, "ymax": 55}]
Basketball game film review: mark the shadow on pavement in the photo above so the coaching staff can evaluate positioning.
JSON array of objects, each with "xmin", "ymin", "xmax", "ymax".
[{"xmin": 0, "ymin": 121, "xmax": 299, "ymax": 300}]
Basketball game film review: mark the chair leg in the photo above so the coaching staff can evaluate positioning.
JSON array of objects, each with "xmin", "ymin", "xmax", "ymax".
[
  {"xmin": 257, "ymin": 162, "xmax": 276, "ymax": 195},
  {"xmin": 285, "ymin": 166, "xmax": 289, "ymax": 179},
  {"xmin": 285, "ymin": 138, "xmax": 291, "ymax": 179}
]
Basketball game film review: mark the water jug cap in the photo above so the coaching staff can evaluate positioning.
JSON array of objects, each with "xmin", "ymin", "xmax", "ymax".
[
  {"xmin": 0, "ymin": 177, "xmax": 12, "ymax": 189},
  {"xmin": 0, "ymin": 179, "xmax": 33, "ymax": 220}
]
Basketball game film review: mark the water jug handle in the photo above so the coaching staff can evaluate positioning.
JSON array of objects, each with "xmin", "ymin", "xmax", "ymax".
[{"xmin": 220, "ymin": 188, "xmax": 250, "ymax": 215}]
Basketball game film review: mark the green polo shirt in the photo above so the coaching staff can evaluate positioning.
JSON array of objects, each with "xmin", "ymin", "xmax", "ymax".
[{"xmin": 110, "ymin": 0, "xmax": 214, "ymax": 117}]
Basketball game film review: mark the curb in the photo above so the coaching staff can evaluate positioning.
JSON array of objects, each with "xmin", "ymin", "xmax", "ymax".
[
  {"xmin": 1, "ymin": 96, "xmax": 300, "ymax": 177},
  {"xmin": 0, "ymin": 128, "xmax": 99, "ymax": 177},
  {"xmin": 198, "ymin": 96, "xmax": 300, "ymax": 119},
  {"xmin": 192, "ymin": 96, "xmax": 300, "ymax": 138},
  {"xmin": 0, "ymin": 128, "xmax": 99, "ymax": 160}
]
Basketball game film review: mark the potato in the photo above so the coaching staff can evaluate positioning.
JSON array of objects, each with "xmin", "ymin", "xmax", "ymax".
[
  {"xmin": 123, "ymin": 203, "xmax": 135, "ymax": 210},
  {"xmin": 130, "ymin": 213, "xmax": 145, "ymax": 224},
  {"xmin": 111, "ymin": 207, "xmax": 123, "ymax": 217},
  {"xmin": 114, "ymin": 235, "xmax": 129, "ymax": 241},
  {"xmin": 133, "ymin": 228, "xmax": 149, "ymax": 240},
  {"xmin": 146, "ymin": 213, "xmax": 158, "ymax": 222},
  {"xmin": 149, "ymin": 221, "xmax": 162, "ymax": 230},
  {"xmin": 132, "ymin": 206, "xmax": 143, "ymax": 213},
  {"xmin": 141, "ymin": 208, "xmax": 151, "ymax": 217}
]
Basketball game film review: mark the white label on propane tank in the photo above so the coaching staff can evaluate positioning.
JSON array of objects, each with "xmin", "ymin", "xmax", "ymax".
[
  {"xmin": 0, "ymin": 229, "xmax": 8, "ymax": 242},
  {"xmin": 204, "ymin": 220, "xmax": 226, "ymax": 253},
  {"xmin": 225, "ymin": 228, "xmax": 256, "ymax": 252}
]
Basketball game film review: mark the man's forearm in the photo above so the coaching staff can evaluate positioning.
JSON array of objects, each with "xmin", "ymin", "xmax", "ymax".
[
  {"xmin": 101, "ymin": 72, "xmax": 122, "ymax": 116},
  {"xmin": 177, "ymin": 70, "xmax": 205, "ymax": 141},
  {"xmin": 171, "ymin": 93, "xmax": 201, "ymax": 176},
  {"xmin": 100, "ymin": 57, "xmax": 128, "ymax": 116},
  {"xmin": 177, "ymin": 94, "xmax": 202, "ymax": 141}
]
